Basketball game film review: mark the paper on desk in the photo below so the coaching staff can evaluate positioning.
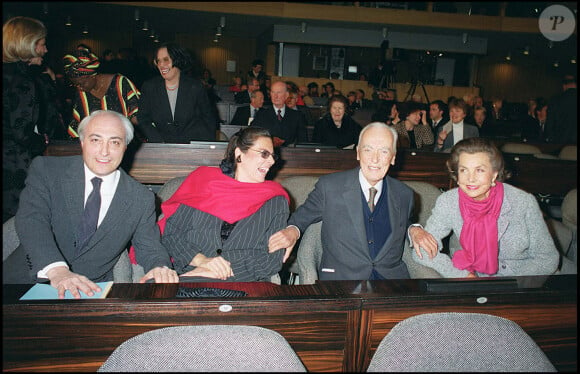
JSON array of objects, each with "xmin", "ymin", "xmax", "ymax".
[{"xmin": 19, "ymin": 281, "xmax": 113, "ymax": 300}]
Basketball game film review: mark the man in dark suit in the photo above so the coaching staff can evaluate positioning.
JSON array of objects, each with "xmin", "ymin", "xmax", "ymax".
[
  {"xmin": 425, "ymin": 100, "xmax": 448, "ymax": 137},
  {"xmin": 230, "ymin": 90, "xmax": 264, "ymax": 126},
  {"xmin": 251, "ymin": 81, "xmax": 308, "ymax": 146},
  {"xmin": 545, "ymin": 75, "xmax": 577, "ymax": 144},
  {"xmin": 234, "ymin": 78, "xmax": 260, "ymax": 104},
  {"xmin": 268, "ymin": 122, "xmax": 422, "ymax": 280},
  {"xmin": 3, "ymin": 110, "xmax": 178, "ymax": 297}
]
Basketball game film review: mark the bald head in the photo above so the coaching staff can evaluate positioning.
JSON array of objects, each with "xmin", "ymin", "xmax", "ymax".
[{"xmin": 270, "ymin": 81, "xmax": 289, "ymax": 108}]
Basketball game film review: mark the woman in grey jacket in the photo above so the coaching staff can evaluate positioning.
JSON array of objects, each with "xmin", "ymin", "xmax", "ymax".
[{"xmin": 409, "ymin": 137, "xmax": 559, "ymax": 277}]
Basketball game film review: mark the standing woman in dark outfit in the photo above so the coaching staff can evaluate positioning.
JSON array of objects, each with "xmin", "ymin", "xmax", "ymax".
[
  {"xmin": 137, "ymin": 43, "xmax": 217, "ymax": 143},
  {"xmin": 3, "ymin": 16, "xmax": 59, "ymax": 222}
]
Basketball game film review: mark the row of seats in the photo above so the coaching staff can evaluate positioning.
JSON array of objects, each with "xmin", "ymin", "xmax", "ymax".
[
  {"xmin": 97, "ymin": 312, "xmax": 557, "ymax": 372},
  {"xmin": 501, "ymin": 143, "xmax": 577, "ymax": 161}
]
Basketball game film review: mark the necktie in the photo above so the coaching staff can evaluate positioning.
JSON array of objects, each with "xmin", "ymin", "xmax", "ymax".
[
  {"xmin": 368, "ymin": 187, "xmax": 377, "ymax": 213},
  {"xmin": 250, "ymin": 108, "xmax": 255, "ymax": 118},
  {"xmin": 78, "ymin": 177, "xmax": 102, "ymax": 249},
  {"xmin": 277, "ymin": 109, "xmax": 282, "ymax": 121}
]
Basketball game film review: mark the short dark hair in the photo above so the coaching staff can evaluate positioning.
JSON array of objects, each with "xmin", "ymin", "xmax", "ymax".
[
  {"xmin": 398, "ymin": 101, "xmax": 423, "ymax": 120},
  {"xmin": 252, "ymin": 59, "xmax": 264, "ymax": 67},
  {"xmin": 220, "ymin": 127, "xmax": 273, "ymax": 177},
  {"xmin": 430, "ymin": 99, "xmax": 447, "ymax": 112},
  {"xmin": 446, "ymin": 137, "xmax": 510, "ymax": 182},
  {"xmin": 327, "ymin": 94, "xmax": 349, "ymax": 111},
  {"xmin": 307, "ymin": 82, "xmax": 318, "ymax": 89},
  {"xmin": 324, "ymin": 82, "xmax": 335, "ymax": 89},
  {"xmin": 155, "ymin": 42, "xmax": 192, "ymax": 71}
]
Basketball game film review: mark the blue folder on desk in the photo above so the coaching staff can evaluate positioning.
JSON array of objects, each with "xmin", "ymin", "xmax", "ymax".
[{"xmin": 19, "ymin": 281, "xmax": 113, "ymax": 300}]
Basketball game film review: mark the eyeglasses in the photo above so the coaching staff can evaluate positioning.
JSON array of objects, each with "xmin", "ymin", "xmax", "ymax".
[{"xmin": 249, "ymin": 148, "xmax": 279, "ymax": 161}]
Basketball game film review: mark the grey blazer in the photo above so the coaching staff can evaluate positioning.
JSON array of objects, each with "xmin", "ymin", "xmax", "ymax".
[
  {"xmin": 434, "ymin": 121, "xmax": 480, "ymax": 152},
  {"xmin": 162, "ymin": 196, "xmax": 289, "ymax": 281},
  {"xmin": 412, "ymin": 183, "xmax": 560, "ymax": 277},
  {"xmin": 289, "ymin": 168, "xmax": 414, "ymax": 280},
  {"xmin": 12, "ymin": 156, "xmax": 172, "ymax": 283}
]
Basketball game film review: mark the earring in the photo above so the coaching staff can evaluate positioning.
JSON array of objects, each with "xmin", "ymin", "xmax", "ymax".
[{"xmin": 236, "ymin": 155, "xmax": 241, "ymax": 163}]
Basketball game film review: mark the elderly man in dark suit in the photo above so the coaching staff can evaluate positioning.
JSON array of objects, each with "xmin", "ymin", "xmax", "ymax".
[
  {"xmin": 268, "ymin": 122, "xmax": 422, "ymax": 280},
  {"xmin": 230, "ymin": 90, "xmax": 264, "ymax": 126},
  {"xmin": 3, "ymin": 110, "xmax": 178, "ymax": 297},
  {"xmin": 251, "ymin": 81, "xmax": 308, "ymax": 146}
]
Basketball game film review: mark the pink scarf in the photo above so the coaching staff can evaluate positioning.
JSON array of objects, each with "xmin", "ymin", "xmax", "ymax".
[{"xmin": 453, "ymin": 182, "xmax": 504, "ymax": 275}]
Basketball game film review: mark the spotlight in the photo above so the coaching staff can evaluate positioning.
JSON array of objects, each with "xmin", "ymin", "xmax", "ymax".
[
  {"xmin": 134, "ymin": 9, "xmax": 140, "ymax": 21},
  {"xmin": 216, "ymin": 26, "xmax": 222, "ymax": 36},
  {"xmin": 150, "ymin": 29, "xmax": 155, "ymax": 38},
  {"xmin": 523, "ymin": 46, "xmax": 530, "ymax": 55},
  {"xmin": 142, "ymin": 20, "xmax": 149, "ymax": 31},
  {"xmin": 65, "ymin": 16, "xmax": 72, "ymax": 26},
  {"xmin": 553, "ymin": 61, "xmax": 559, "ymax": 68},
  {"xmin": 505, "ymin": 52, "xmax": 511, "ymax": 61},
  {"xmin": 82, "ymin": 25, "xmax": 88, "ymax": 34},
  {"xmin": 571, "ymin": 57, "xmax": 577, "ymax": 64},
  {"xmin": 300, "ymin": 22, "xmax": 307, "ymax": 33},
  {"xmin": 220, "ymin": 16, "xmax": 226, "ymax": 28}
]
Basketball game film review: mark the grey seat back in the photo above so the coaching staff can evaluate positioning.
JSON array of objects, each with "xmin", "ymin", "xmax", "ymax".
[
  {"xmin": 367, "ymin": 312, "xmax": 556, "ymax": 372},
  {"xmin": 98, "ymin": 325, "xmax": 306, "ymax": 372}
]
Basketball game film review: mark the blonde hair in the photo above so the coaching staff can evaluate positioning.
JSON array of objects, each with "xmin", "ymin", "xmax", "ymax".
[{"xmin": 3, "ymin": 16, "xmax": 47, "ymax": 63}]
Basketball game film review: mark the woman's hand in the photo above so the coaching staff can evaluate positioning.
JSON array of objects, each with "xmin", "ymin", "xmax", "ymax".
[
  {"xmin": 191, "ymin": 253, "xmax": 233, "ymax": 280},
  {"xmin": 436, "ymin": 130, "xmax": 448, "ymax": 148}
]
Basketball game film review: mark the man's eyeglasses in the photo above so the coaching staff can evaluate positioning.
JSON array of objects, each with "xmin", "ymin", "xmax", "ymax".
[{"xmin": 249, "ymin": 148, "xmax": 279, "ymax": 161}]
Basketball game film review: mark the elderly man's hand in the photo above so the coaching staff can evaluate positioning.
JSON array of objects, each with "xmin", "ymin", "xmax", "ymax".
[
  {"xmin": 47, "ymin": 266, "xmax": 101, "ymax": 299},
  {"xmin": 268, "ymin": 226, "xmax": 300, "ymax": 263},
  {"xmin": 409, "ymin": 226, "xmax": 439, "ymax": 260},
  {"xmin": 139, "ymin": 266, "xmax": 179, "ymax": 283}
]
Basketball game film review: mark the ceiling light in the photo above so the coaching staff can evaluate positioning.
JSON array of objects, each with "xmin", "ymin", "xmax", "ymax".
[
  {"xmin": 82, "ymin": 25, "xmax": 88, "ymax": 34},
  {"xmin": 438, "ymin": 52, "xmax": 443, "ymax": 57},
  {"xmin": 65, "ymin": 16, "xmax": 72, "ymax": 26},
  {"xmin": 571, "ymin": 57, "xmax": 577, "ymax": 64},
  {"xmin": 216, "ymin": 26, "xmax": 222, "ymax": 36},
  {"xmin": 553, "ymin": 61, "xmax": 559, "ymax": 68},
  {"xmin": 220, "ymin": 16, "xmax": 226, "ymax": 28},
  {"xmin": 134, "ymin": 9, "xmax": 140, "ymax": 21},
  {"xmin": 300, "ymin": 22, "xmax": 307, "ymax": 33},
  {"xmin": 213, "ymin": 35, "xmax": 219, "ymax": 43},
  {"xmin": 149, "ymin": 29, "xmax": 155, "ymax": 38},
  {"xmin": 382, "ymin": 27, "xmax": 388, "ymax": 39},
  {"xmin": 142, "ymin": 20, "xmax": 149, "ymax": 31},
  {"xmin": 505, "ymin": 52, "xmax": 511, "ymax": 61}
]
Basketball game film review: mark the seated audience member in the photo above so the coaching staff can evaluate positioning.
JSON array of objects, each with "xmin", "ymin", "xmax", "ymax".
[
  {"xmin": 235, "ymin": 78, "xmax": 260, "ymax": 104},
  {"xmin": 3, "ymin": 110, "xmax": 178, "ymax": 295},
  {"xmin": 355, "ymin": 89, "xmax": 373, "ymax": 110},
  {"xmin": 228, "ymin": 75, "xmax": 244, "ymax": 93},
  {"xmin": 409, "ymin": 137, "xmax": 559, "ymax": 277},
  {"xmin": 371, "ymin": 100, "xmax": 398, "ymax": 125},
  {"xmin": 137, "ymin": 42, "xmax": 216, "ymax": 143},
  {"xmin": 299, "ymin": 85, "xmax": 314, "ymax": 106},
  {"xmin": 424, "ymin": 100, "xmax": 448, "ymax": 137},
  {"xmin": 393, "ymin": 101, "xmax": 434, "ymax": 149},
  {"xmin": 63, "ymin": 47, "xmax": 140, "ymax": 137},
  {"xmin": 286, "ymin": 90, "xmax": 313, "ymax": 126},
  {"xmin": 521, "ymin": 98, "xmax": 548, "ymax": 143},
  {"xmin": 160, "ymin": 127, "xmax": 290, "ymax": 281},
  {"xmin": 313, "ymin": 94, "xmax": 362, "ymax": 148},
  {"xmin": 247, "ymin": 59, "xmax": 266, "ymax": 85},
  {"xmin": 230, "ymin": 90, "xmax": 264, "ymax": 126},
  {"xmin": 347, "ymin": 91, "xmax": 358, "ymax": 114},
  {"xmin": 434, "ymin": 98, "xmax": 479, "ymax": 152},
  {"xmin": 473, "ymin": 105, "xmax": 495, "ymax": 137},
  {"xmin": 321, "ymin": 82, "xmax": 335, "ymax": 98},
  {"xmin": 268, "ymin": 122, "xmax": 421, "ymax": 280},
  {"xmin": 473, "ymin": 95, "xmax": 484, "ymax": 109},
  {"xmin": 285, "ymin": 81, "xmax": 305, "ymax": 106},
  {"xmin": 251, "ymin": 81, "xmax": 308, "ymax": 146},
  {"xmin": 307, "ymin": 82, "xmax": 319, "ymax": 98}
]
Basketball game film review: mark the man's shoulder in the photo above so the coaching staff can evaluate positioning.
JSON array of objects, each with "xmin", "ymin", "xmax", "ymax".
[
  {"xmin": 31, "ymin": 155, "xmax": 81, "ymax": 172},
  {"xmin": 319, "ymin": 168, "xmax": 358, "ymax": 183}
]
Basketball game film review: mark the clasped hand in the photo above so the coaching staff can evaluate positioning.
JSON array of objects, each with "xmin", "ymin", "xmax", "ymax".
[
  {"xmin": 409, "ymin": 226, "xmax": 439, "ymax": 260},
  {"xmin": 268, "ymin": 226, "xmax": 300, "ymax": 263}
]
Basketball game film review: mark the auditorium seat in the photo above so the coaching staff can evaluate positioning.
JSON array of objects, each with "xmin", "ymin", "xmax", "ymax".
[
  {"xmin": 558, "ymin": 145, "xmax": 577, "ymax": 161},
  {"xmin": 547, "ymin": 188, "xmax": 577, "ymax": 274},
  {"xmin": 98, "ymin": 325, "xmax": 306, "ymax": 372},
  {"xmin": 501, "ymin": 142, "xmax": 541, "ymax": 155},
  {"xmin": 366, "ymin": 312, "xmax": 556, "ymax": 372}
]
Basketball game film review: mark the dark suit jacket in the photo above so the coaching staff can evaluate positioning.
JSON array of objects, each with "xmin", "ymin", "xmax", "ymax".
[
  {"xmin": 434, "ymin": 121, "xmax": 480, "ymax": 152},
  {"xmin": 8, "ymin": 156, "xmax": 172, "ymax": 283},
  {"xmin": 251, "ymin": 106, "xmax": 309, "ymax": 145},
  {"xmin": 230, "ymin": 105, "xmax": 262, "ymax": 126},
  {"xmin": 288, "ymin": 168, "xmax": 413, "ymax": 280},
  {"xmin": 234, "ymin": 90, "xmax": 251, "ymax": 104},
  {"xmin": 545, "ymin": 88, "xmax": 577, "ymax": 144},
  {"xmin": 137, "ymin": 75, "xmax": 216, "ymax": 143}
]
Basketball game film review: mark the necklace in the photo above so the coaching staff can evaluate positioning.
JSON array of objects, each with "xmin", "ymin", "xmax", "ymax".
[{"xmin": 166, "ymin": 83, "xmax": 178, "ymax": 91}]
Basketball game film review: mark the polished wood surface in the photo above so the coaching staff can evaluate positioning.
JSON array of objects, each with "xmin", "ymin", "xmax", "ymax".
[
  {"xmin": 3, "ymin": 275, "xmax": 577, "ymax": 372},
  {"xmin": 45, "ymin": 141, "xmax": 576, "ymax": 195}
]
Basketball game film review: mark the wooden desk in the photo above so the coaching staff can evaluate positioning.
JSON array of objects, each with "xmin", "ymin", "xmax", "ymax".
[{"xmin": 3, "ymin": 275, "xmax": 576, "ymax": 372}]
